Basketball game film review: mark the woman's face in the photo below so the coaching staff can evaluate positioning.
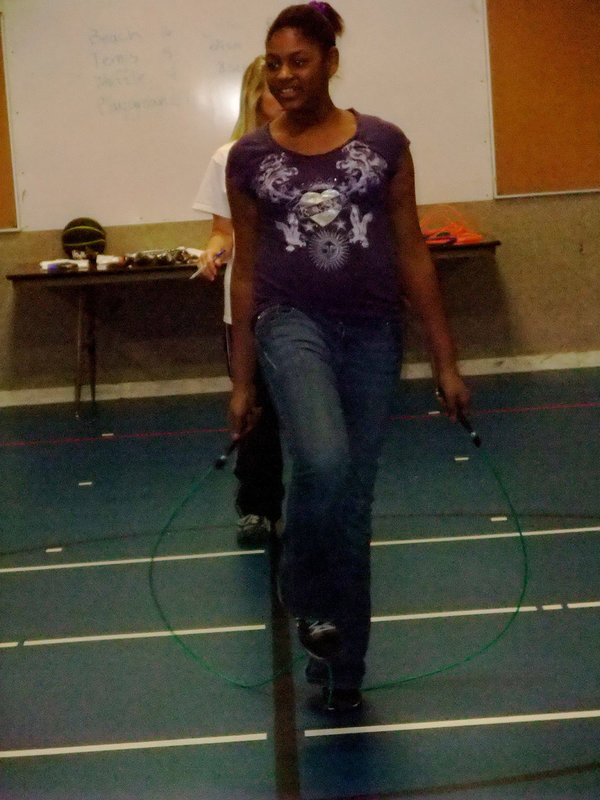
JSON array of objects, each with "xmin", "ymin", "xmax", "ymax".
[
  {"xmin": 265, "ymin": 27, "xmax": 337, "ymax": 113},
  {"xmin": 259, "ymin": 84, "xmax": 283, "ymax": 123}
]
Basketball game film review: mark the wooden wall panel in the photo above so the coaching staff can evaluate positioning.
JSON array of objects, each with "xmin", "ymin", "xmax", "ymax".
[
  {"xmin": 487, "ymin": 0, "xmax": 600, "ymax": 195},
  {"xmin": 0, "ymin": 16, "xmax": 18, "ymax": 229}
]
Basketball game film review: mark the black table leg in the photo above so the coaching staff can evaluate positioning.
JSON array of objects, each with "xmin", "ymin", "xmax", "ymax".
[{"xmin": 75, "ymin": 286, "xmax": 97, "ymax": 417}]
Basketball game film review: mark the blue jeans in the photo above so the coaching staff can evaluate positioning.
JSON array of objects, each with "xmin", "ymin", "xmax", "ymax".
[{"xmin": 255, "ymin": 306, "xmax": 402, "ymax": 688}]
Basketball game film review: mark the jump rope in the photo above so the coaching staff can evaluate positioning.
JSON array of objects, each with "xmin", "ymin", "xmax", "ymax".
[{"xmin": 147, "ymin": 400, "xmax": 530, "ymax": 697}]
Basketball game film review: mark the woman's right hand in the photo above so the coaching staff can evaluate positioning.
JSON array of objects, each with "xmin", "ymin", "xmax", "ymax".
[{"xmin": 193, "ymin": 247, "xmax": 229, "ymax": 281}]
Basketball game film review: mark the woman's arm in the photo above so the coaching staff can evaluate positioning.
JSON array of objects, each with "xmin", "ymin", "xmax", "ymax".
[
  {"xmin": 226, "ymin": 177, "xmax": 261, "ymax": 435},
  {"xmin": 194, "ymin": 215, "xmax": 233, "ymax": 281},
  {"xmin": 388, "ymin": 149, "xmax": 470, "ymax": 419}
]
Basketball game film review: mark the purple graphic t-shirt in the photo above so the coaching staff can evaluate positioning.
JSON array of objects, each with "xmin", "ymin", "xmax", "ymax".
[{"xmin": 226, "ymin": 112, "xmax": 410, "ymax": 322}]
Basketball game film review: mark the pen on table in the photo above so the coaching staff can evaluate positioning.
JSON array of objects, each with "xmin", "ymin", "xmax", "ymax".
[{"xmin": 189, "ymin": 249, "xmax": 226, "ymax": 280}]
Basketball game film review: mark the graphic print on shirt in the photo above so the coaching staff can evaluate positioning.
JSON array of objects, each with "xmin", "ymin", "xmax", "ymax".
[{"xmin": 256, "ymin": 141, "xmax": 387, "ymax": 271}]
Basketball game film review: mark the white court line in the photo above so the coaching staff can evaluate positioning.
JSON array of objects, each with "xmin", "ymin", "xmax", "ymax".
[
  {"xmin": 3, "ymin": 601, "xmax": 597, "ymax": 650},
  {"xmin": 371, "ymin": 525, "xmax": 600, "ymax": 548},
  {"xmin": 305, "ymin": 709, "xmax": 600, "ymax": 738},
  {"xmin": 2, "ymin": 526, "xmax": 599, "ymax": 575},
  {"xmin": 372, "ymin": 606, "xmax": 538, "ymax": 623},
  {"xmin": 23, "ymin": 623, "xmax": 265, "ymax": 647},
  {"xmin": 0, "ymin": 549, "xmax": 264, "ymax": 574},
  {"xmin": 2, "ymin": 351, "xmax": 599, "ymax": 407},
  {"xmin": 0, "ymin": 732, "xmax": 267, "ymax": 759},
  {"xmin": 6, "ymin": 602, "xmax": 596, "ymax": 650}
]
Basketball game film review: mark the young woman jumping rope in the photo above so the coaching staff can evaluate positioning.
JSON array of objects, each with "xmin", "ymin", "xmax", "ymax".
[{"xmin": 226, "ymin": 2, "xmax": 470, "ymax": 712}]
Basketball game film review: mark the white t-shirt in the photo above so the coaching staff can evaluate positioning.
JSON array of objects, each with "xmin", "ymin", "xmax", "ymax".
[{"xmin": 192, "ymin": 141, "xmax": 235, "ymax": 324}]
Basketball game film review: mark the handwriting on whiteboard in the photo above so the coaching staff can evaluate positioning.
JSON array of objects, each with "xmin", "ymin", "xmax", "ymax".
[
  {"xmin": 89, "ymin": 25, "xmax": 183, "ymax": 115},
  {"xmin": 88, "ymin": 25, "xmax": 244, "ymax": 116}
]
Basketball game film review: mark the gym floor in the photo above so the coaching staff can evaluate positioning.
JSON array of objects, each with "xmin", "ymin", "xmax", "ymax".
[{"xmin": 1, "ymin": 367, "xmax": 599, "ymax": 799}]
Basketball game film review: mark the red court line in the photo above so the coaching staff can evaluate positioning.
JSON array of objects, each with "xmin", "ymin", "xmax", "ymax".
[
  {"xmin": 391, "ymin": 400, "xmax": 600, "ymax": 421},
  {"xmin": 0, "ymin": 427, "xmax": 229, "ymax": 449},
  {"xmin": 1, "ymin": 401, "xmax": 598, "ymax": 449}
]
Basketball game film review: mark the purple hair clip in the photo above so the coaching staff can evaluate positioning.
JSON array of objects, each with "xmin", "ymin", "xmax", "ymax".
[{"xmin": 308, "ymin": 1, "xmax": 329, "ymax": 15}]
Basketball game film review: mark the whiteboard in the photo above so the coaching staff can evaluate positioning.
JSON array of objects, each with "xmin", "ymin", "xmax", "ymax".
[{"xmin": 2, "ymin": 0, "xmax": 493, "ymax": 231}]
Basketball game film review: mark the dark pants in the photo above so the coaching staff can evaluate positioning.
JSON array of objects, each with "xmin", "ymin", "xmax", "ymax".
[{"xmin": 225, "ymin": 324, "xmax": 285, "ymax": 523}]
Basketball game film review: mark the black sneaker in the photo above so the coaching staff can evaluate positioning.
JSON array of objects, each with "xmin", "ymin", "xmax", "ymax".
[
  {"xmin": 297, "ymin": 619, "xmax": 341, "ymax": 661},
  {"xmin": 236, "ymin": 514, "xmax": 274, "ymax": 547},
  {"xmin": 305, "ymin": 656, "xmax": 329, "ymax": 686},
  {"xmin": 322, "ymin": 687, "xmax": 363, "ymax": 713}
]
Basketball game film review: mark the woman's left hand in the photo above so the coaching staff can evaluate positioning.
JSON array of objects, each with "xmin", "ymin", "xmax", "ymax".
[{"xmin": 436, "ymin": 369, "xmax": 471, "ymax": 421}]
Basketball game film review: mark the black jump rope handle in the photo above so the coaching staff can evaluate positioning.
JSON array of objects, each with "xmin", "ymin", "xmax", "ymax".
[
  {"xmin": 214, "ymin": 437, "xmax": 240, "ymax": 469},
  {"xmin": 457, "ymin": 411, "xmax": 482, "ymax": 448},
  {"xmin": 436, "ymin": 387, "xmax": 481, "ymax": 447}
]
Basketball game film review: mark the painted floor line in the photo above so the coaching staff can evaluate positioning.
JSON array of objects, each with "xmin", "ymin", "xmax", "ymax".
[
  {"xmin": 5, "ymin": 601, "xmax": 597, "ymax": 650},
  {"xmin": 371, "ymin": 525, "xmax": 600, "ymax": 547},
  {"xmin": 3, "ymin": 526, "xmax": 598, "ymax": 575},
  {"xmin": 305, "ymin": 709, "xmax": 600, "ymax": 738},
  {"xmin": 0, "ymin": 732, "xmax": 267, "ymax": 759},
  {"xmin": 23, "ymin": 623, "xmax": 266, "ymax": 647},
  {"xmin": 0, "ymin": 549, "xmax": 265, "ymax": 574},
  {"xmin": 2, "ymin": 356, "xmax": 598, "ymax": 408},
  {"xmin": 372, "ymin": 606, "xmax": 538, "ymax": 623}
]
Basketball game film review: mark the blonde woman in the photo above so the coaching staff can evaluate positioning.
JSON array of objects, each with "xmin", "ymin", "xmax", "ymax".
[{"xmin": 193, "ymin": 57, "xmax": 284, "ymax": 546}]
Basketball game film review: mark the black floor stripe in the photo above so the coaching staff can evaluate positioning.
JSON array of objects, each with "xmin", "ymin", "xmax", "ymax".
[{"xmin": 269, "ymin": 537, "xmax": 301, "ymax": 799}]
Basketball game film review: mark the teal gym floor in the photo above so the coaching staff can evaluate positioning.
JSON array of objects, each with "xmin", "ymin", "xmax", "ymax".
[{"xmin": 1, "ymin": 368, "xmax": 599, "ymax": 799}]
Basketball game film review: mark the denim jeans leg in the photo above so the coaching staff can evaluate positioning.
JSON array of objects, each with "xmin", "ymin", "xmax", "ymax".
[
  {"xmin": 327, "ymin": 319, "xmax": 401, "ymax": 686},
  {"xmin": 255, "ymin": 306, "xmax": 401, "ymax": 687},
  {"xmin": 256, "ymin": 307, "xmax": 350, "ymax": 617}
]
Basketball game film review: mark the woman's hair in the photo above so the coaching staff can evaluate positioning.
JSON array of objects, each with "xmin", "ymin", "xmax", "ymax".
[
  {"xmin": 231, "ymin": 56, "xmax": 269, "ymax": 140},
  {"xmin": 266, "ymin": 2, "xmax": 344, "ymax": 52}
]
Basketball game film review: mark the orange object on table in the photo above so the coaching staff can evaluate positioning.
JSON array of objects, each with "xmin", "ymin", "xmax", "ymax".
[{"xmin": 420, "ymin": 205, "xmax": 483, "ymax": 246}]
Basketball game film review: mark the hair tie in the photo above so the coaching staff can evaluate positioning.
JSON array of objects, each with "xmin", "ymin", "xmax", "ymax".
[{"xmin": 308, "ymin": 1, "xmax": 329, "ymax": 15}]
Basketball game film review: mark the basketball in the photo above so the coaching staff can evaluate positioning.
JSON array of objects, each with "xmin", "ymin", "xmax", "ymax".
[{"xmin": 61, "ymin": 218, "xmax": 106, "ymax": 256}]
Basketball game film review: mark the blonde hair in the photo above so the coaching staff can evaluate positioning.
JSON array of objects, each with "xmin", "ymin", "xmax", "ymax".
[{"xmin": 230, "ymin": 56, "xmax": 269, "ymax": 140}]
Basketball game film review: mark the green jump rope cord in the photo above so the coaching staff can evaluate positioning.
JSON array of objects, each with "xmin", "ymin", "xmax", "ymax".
[
  {"xmin": 362, "ymin": 446, "xmax": 528, "ymax": 693},
  {"xmin": 148, "ymin": 429, "xmax": 529, "ymax": 693},
  {"xmin": 147, "ymin": 463, "xmax": 305, "ymax": 689}
]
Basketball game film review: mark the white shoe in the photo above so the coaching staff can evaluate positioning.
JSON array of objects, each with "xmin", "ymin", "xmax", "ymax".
[{"xmin": 236, "ymin": 514, "xmax": 274, "ymax": 546}]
